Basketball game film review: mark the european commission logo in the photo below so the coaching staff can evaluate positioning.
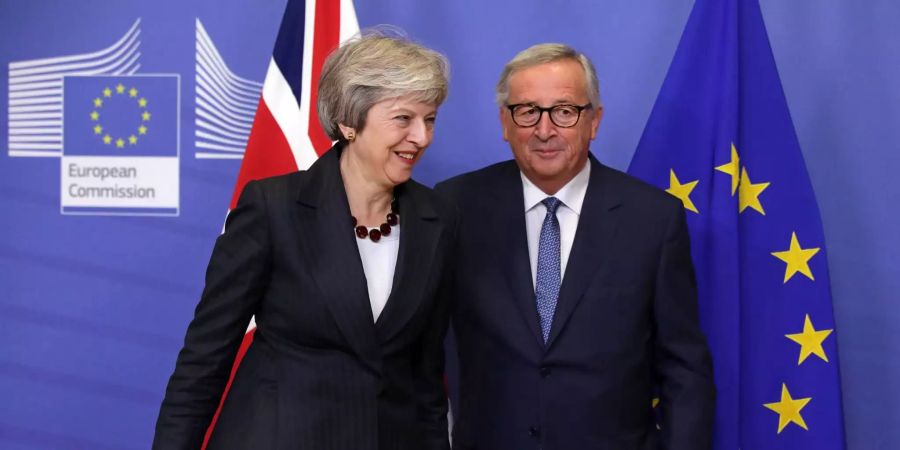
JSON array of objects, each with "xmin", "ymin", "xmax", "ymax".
[
  {"xmin": 7, "ymin": 17, "xmax": 268, "ymax": 215},
  {"xmin": 8, "ymin": 19, "xmax": 182, "ymax": 216},
  {"xmin": 61, "ymin": 75, "xmax": 180, "ymax": 215}
]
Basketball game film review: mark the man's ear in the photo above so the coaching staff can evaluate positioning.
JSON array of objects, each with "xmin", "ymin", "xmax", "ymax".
[
  {"xmin": 500, "ymin": 108, "xmax": 510, "ymax": 142},
  {"xmin": 590, "ymin": 106, "xmax": 604, "ymax": 140}
]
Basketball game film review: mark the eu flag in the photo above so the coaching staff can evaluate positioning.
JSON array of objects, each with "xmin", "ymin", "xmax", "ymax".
[
  {"xmin": 628, "ymin": 0, "xmax": 846, "ymax": 448},
  {"xmin": 63, "ymin": 75, "xmax": 179, "ymax": 157}
]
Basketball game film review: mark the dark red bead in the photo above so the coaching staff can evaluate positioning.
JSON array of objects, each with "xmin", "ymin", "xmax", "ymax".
[
  {"xmin": 355, "ymin": 225, "xmax": 368, "ymax": 239},
  {"xmin": 386, "ymin": 213, "xmax": 398, "ymax": 226},
  {"xmin": 368, "ymin": 228, "xmax": 382, "ymax": 242},
  {"xmin": 380, "ymin": 223, "xmax": 391, "ymax": 236},
  {"xmin": 351, "ymin": 216, "xmax": 358, "ymax": 227}
]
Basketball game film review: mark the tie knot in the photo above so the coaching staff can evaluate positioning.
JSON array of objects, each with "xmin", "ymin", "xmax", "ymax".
[{"xmin": 542, "ymin": 196, "xmax": 562, "ymax": 214}]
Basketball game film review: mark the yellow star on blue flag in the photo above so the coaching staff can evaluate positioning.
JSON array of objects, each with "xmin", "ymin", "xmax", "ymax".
[{"xmin": 628, "ymin": 0, "xmax": 845, "ymax": 448}]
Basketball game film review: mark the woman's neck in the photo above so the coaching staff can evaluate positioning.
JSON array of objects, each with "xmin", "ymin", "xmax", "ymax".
[{"xmin": 340, "ymin": 148, "xmax": 394, "ymax": 226}]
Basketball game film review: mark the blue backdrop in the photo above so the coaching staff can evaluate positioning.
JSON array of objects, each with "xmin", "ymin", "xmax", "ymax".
[{"xmin": 1, "ymin": 1, "xmax": 896, "ymax": 448}]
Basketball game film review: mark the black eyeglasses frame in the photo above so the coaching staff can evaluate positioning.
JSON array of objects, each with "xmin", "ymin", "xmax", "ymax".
[{"xmin": 505, "ymin": 103, "xmax": 593, "ymax": 128}]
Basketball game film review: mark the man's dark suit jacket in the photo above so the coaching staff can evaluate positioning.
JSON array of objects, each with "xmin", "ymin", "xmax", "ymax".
[
  {"xmin": 153, "ymin": 146, "xmax": 456, "ymax": 450},
  {"xmin": 435, "ymin": 155, "xmax": 715, "ymax": 450}
]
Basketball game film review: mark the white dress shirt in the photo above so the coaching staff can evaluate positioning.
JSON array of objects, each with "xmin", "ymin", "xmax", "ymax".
[
  {"xmin": 355, "ymin": 223, "xmax": 400, "ymax": 321},
  {"xmin": 522, "ymin": 162, "xmax": 591, "ymax": 289}
]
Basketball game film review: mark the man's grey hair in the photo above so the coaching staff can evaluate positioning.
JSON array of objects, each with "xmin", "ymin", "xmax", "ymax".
[
  {"xmin": 495, "ymin": 43, "xmax": 601, "ymax": 108},
  {"xmin": 317, "ymin": 28, "xmax": 450, "ymax": 141}
]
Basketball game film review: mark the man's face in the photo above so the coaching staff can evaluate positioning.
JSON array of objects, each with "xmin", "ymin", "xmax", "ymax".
[{"xmin": 500, "ymin": 59, "xmax": 602, "ymax": 194}]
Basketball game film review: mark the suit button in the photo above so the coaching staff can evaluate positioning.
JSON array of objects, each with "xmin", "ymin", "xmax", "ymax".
[
  {"xmin": 539, "ymin": 366, "xmax": 551, "ymax": 377},
  {"xmin": 528, "ymin": 426, "xmax": 540, "ymax": 438}
]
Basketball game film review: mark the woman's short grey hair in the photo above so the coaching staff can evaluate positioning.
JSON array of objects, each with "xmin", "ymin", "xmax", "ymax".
[
  {"xmin": 317, "ymin": 28, "xmax": 450, "ymax": 142},
  {"xmin": 495, "ymin": 43, "xmax": 601, "ymax": 108}
]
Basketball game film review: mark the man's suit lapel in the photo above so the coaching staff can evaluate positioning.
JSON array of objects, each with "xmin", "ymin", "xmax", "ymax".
[
  {"xmin": 547, "ymin": 156, "xmax": 623, "ymax": 347},
  {"xmin": 375, "ymin": 183, "xmax": 442, "ymax": 342},
  {"xmin": 494, "ymin": 163, "xmax": 545, "ymax": 347},
  {"xmin": 295, "ymin": 146, "xmax": 382, "ymax": 376}
]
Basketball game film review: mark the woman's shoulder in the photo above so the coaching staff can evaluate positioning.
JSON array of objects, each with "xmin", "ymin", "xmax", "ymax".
[
  {"xmin": 245, "ymin": 170, "xmax": 306, "ymax": 195},
  {"xmin": 232, "ymin": 171, "xmax": 308, "ymax": 211}
]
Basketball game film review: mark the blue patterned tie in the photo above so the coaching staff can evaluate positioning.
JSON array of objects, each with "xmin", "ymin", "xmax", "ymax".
[{"xmin": 535, "ymin": 196, "xmax": 562, "ymax": 343}]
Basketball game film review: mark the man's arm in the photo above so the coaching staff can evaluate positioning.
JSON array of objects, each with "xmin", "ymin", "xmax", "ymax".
[{"xmin": 653, "ymin": 204, "xmax": 716, "ymax": 450}]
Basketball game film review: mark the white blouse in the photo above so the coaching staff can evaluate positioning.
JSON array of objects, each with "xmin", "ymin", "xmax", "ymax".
[{"xmin": 355, "ymin": 223, "xmax": 400, "ymax": 321}]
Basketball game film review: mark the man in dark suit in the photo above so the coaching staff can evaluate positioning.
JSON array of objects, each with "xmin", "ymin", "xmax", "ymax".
[{"xmin": 436, "ymin": 43, "xmax": 715, "ymax": 450}]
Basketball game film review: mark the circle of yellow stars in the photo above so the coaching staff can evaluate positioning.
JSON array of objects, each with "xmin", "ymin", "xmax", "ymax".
[
  {"xmin": 660, "ymin": 142, "xmax": 838, "ymax": 436},
  {"xmin": 90, "ymin": 83, "xmax": 151, "ymax": 149}
]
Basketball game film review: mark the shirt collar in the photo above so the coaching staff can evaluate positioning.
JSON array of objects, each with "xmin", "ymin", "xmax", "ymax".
[{"xmin": 521, "ymin": 159, "xmax": 591, "ymax": 215}]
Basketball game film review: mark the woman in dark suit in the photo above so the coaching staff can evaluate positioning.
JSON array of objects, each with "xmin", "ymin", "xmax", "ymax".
[{"xmin": 153, "ymin": 31, "xmax": 454, "ymax": 450}]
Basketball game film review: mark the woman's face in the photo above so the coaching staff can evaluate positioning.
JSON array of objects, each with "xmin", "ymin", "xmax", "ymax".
[{"xmin": 345, "ymin": 95, "xmax": 438, "ymax": 187}]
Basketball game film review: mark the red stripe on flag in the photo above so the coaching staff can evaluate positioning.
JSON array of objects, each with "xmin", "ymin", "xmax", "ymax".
[
  {"xmin": 229, "ymin": 98, "xmax": 298, "ymax": 209},
  {"xmin": 308, "ymin": 0, "xmax": 341, "ymax": 155},
  {"xmin": 200, "ymin": 329, "xmax": 256, "ymax": 450}
]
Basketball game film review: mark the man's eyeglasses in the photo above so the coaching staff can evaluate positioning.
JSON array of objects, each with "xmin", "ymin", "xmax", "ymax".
[{"xmin": 506, "ymin": 103, "xmax": 593, "ymax": 128}]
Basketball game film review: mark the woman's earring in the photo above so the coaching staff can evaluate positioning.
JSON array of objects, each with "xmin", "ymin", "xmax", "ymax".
[{"xmin": 346, "ymin": 131, "xmax": 356, "ymax": 142}]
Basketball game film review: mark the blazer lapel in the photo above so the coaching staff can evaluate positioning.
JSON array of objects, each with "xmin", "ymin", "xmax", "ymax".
[
  {"xmin": 375, "ymin": 183, "xmax": 442, "ymax": 342},
  {"xmin": 295, "ymin": 145, "xmax": 382, "ymax": 376},
  {"xmin": 547, "ymin": 156, "xmax": 623, "ymax": 347},
  {"xmin": 493, "ymin": 164, "xmax": 545, "ymax": 348}
]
